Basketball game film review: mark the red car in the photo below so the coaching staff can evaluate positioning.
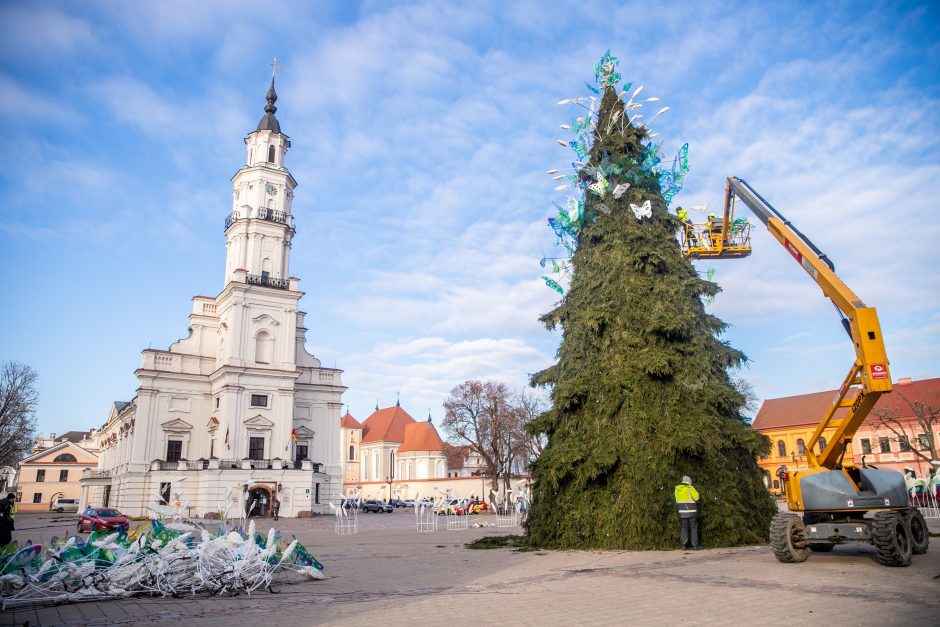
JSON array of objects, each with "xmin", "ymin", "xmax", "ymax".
[{"xmin": 78, "ymin": 507, "xmax": 130, "ymax": 533}]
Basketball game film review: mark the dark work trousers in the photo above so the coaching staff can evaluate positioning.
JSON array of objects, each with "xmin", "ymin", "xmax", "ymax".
[
  {"xmin": 679, "ymin": 512, "xmax": 699, "ymax": 548},
  {"xmin": 0, "ymin": 522, "xmax": 12, "ymax": 548}
]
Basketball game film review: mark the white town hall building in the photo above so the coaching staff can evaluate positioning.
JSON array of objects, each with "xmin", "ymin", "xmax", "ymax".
[{"xmin": 80, "ymin": 75, "xmax": 346, "ymax": 518}]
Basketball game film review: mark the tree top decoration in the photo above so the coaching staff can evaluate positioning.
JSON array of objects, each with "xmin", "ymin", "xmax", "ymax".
[{"xmin": 541, "ymin": 50, "xmax": 690, "ymax": 295}]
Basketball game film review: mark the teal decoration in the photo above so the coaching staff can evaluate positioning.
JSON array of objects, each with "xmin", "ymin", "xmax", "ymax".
[{"xmin": 542, "ymin": 276, "xmax": 565, "ymax": 295}]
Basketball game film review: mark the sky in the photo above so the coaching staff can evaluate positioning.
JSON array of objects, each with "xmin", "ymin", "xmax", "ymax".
[{"xmin": 1, "ymin": 0, "xmax": 938, "ymax": 438}]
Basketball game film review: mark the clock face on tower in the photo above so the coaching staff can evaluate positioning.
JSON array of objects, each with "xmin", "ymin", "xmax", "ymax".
[{"xmin": 265, "ymin": 183, "xmax": 278, "ymax": 196}]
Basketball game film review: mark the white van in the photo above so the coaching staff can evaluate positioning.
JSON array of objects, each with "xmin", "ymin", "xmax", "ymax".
[{"xmin": 52, "ymin": 498, "xmax": 79, "ymax": 513}]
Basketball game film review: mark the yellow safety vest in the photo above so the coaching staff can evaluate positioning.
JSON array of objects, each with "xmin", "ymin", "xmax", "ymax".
[{"xmin": 674, "ymin": 483, "xmax": 699, "ymax": 504}]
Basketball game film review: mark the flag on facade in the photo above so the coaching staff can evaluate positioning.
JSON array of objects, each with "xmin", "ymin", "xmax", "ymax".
[{"xmin": 290, "ymin": 427, "xmax": 298, "ymax": 444}]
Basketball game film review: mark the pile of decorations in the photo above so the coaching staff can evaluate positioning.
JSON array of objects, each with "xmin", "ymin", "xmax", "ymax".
[
  {"xmin": 541, "ymin": 50, "xmax": 691, "ymax": 295},
  {"xmin": 0, "ymin": 519, "xmax": 323, "ymax": 609}
]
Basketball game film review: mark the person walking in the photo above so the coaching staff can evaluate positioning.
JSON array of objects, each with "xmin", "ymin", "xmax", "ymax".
[
  {"xmin": 674, "ymin": 476, "xmax": 700, "ymax": 550},
  {"xmin": 273, "ymin": 498, "xmax": 281, "ymax": 521},
  {"xmin": 0, "ymin": 493, "xmax": 16, "ymax": 548}
]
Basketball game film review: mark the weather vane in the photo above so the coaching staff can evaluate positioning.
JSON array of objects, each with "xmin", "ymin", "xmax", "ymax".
[{"xmin": 271, "ymin": 56, "xmax": 281, "ymax": 79}]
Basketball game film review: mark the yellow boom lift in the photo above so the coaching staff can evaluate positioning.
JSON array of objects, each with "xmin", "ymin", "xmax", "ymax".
[{"xmin": 681, "ymin": 177, "xmax": 929, "ymax": 566}]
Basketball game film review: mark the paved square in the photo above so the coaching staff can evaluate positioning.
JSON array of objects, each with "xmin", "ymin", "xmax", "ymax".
[{"xmin": 3, "ymin": 510, "xmax": 938, "ymax": 626}]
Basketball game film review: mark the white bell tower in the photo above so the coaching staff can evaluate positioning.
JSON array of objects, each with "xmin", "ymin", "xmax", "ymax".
[{"xmin": 224, "ymin": 67, "xmax": 298, "ymax": 287}]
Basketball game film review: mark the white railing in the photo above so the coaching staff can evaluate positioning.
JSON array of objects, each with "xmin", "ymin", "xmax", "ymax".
[{"xmin": 915, "ymin": 489, "xmax": 939, "ymax": 519}]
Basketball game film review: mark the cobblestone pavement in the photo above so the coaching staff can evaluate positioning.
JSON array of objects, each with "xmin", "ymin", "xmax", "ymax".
[{"xmin": 3, "ymin": 511, "xmax": 939, "ymax": 626}]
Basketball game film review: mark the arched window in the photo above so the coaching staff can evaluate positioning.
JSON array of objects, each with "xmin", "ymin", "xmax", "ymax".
[
  {"xmin": 777, "ymin": 440, "xmax": 787, "ymax": 458},
  {"xmin": 363, "ymin": 455, "xmax": 369, "ymax": 479},
  {"xmin": 796, "ymin": 439, "xmax": 805, "ymax": 455},
  {"xmin": 348, "ymin": 444, "xmax": 355, "ymax": 461},
  {"xmin": 54, "ymin": 453, "xmax": 77, "ymax": 463},
  {"xmin": 268, "ymin": 145, "xmax": 276, "ymax": 163},
  {"xmin": 818, "ymin": 437, "xmax": 827, "ymax": 453},
  {"xmin": 255, "ymin": 330, "xmax": 273, "ymax": 364}
]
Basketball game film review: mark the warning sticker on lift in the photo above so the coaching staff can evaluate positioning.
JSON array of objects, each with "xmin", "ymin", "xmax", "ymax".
[
  {"xmin": 784, "ymin": 239, "xmax": 819, "ymax": 279},
  {"xmin": 870, "ymin": 364, "xmax": 888, "ymax": 380}
]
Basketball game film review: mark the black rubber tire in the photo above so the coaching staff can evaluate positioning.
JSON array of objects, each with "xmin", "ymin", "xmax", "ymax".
[
  {"xmin": 770, "ymin": 513, "xmax": 808, "ymax": 563},
  {"xmin": 906, "ymin": 509, "xmax": 929, "ymax": 555},
  {"xmin": 56, "ymin": 507, "xmax": 64, "ymax": 513},
  {"xmin": 872, "ymin": 511, "xmax": 912, "ymax": 567},
  {"xmin": 809, "ymin": 543, "xmax": 835, "ymax": 552}
]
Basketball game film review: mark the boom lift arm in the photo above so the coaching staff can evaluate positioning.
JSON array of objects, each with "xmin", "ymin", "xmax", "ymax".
[{"xmin": 721, "ymin": 177, "xmax": 893, "ymax": 471}]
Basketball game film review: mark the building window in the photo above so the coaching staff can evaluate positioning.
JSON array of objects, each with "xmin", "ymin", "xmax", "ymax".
[
  {"xmin": 249, "ymin": 437, "xmax": 265, "ymax": 460},
  {"xmin": 818, "ymin": 437, "xmax": 827, "ymax": 453},
  {"xmin": 860, "ymin": 438, "xmax": 872, "ymax": 454},
  {"xmin": 54, "ymin": 453, "xmax": 77, "ymax": 462},
  {"xmin": 166, "ymin": 439, "xmax": 183, "ymax": 462},
  {"xmin": 796, "ymin": 439, "xmax": 805, "ymax": 455},
  {"xmin": 59, "ymin": 469, "xmax": 68, "ymax": 482},
  {"xmin": 898, "ymin": 435, "xmax": 911, "ymax": 452},
  {"xmin": 917, "ymin": 433, "xmax": 932, "ymax": 451},
  {"xmin": 36, "ymin": 469, "xmax": 45, "ymax": 482},
  {"xmin": 296, "ymin": 444, "xmax": 308, "ymax": 462},
  {"xmin": 215, "ymin": 397, "xmax": 220, "ymax": 409},
  {"xmin": 348, "ymin": 445, "xmax": 355, "ymax": 461},
  {"xmin": 33, "ymin": 492, "xmax": 42, "ymax": 504},
  {"xmin": 879, "ymin": 437, "xmax": 891, "ymax": 453},
  {"xmin": 315, "ymin": 482, "xmax": 320, "ymax": 504},
  {"xmin": 255, "ymin": 331, "xmax": 273, "ymax": 364},
  {"xmin": 250, "ymin": 394, "xmax": 268, "ymax": 408},
  {"xmin": 268, "ymin": 145, "xmax": 275, "ymax": 163},
  {"xmin": 777, "ymin": 441, "xmax": 786, "ymax": 458}
]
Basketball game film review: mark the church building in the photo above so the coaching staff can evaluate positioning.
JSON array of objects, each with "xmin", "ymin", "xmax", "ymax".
[
  {"xmin": 341, "ymin": 404, "xmax": 450, "ymax": 500},
  {"xmin": 80, "ymin": 75, "xmax": 346, "ymax": 518}
]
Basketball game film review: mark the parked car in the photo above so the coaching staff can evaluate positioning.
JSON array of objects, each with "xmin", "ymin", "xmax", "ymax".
[
  {"xmin": 437, "ymin": 498, "xmax": 462, "ymax": 515},
  {"xmin": 388, "ymin": 499, "xmax": 406, "ymax": 508},
  {"xmin": 360, "ymin": 500, "xmax": 394, "ymax": 513},
  {"xmin": 457, "ymin": 499, "xmax": 488, "ymax": 515},
  {"xmin": 51, "ymin": 498, "xmax": 80, "ymax": 513},
  {"xmin": 401, "ymin": 499, "xmax": 416, "ymax": 508},
  {"xmin": 416, "ymin": 498, "xmax": 434, "ymax": 509},
  {"xmin": 78, "ymin": 507, "xmax": 130, "ymax": 532}
]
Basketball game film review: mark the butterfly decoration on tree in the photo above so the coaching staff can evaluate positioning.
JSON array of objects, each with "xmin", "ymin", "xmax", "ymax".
[
  {"xmin": 540, "ymin": 50, "xmax": 691, "ymax": 294},
  {"xmin": 630, "ymin": 199, "xmax": 652, "ymax": 220}
]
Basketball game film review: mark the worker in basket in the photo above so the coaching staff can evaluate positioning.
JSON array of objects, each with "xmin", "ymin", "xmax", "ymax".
[{"xmin": 677, "ymin": 207, "xmax": 698, "ymax": 248}]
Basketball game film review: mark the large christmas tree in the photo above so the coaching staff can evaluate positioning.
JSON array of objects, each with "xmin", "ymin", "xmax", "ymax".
[{"xmin": 525, "ymin": 52, "xmax": 775, "ymax": 549}]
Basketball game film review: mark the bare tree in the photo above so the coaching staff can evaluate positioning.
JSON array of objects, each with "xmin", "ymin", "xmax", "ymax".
[
  {"xmin": 870, "ymin": 392, "xmax": 939, "ymax": 467},
  {"xmin": 0, "ymin": 361, "xmax": 39, "ymax": 467},
  {"xmin": 516, "ymin": 390, "xmax": 548, "ymax": 467},
  {"xmin": 734, "ymin": 377, "xmax": 760, "ymax": 423},
  {"xmin": 442, "ymin": 380, "xmax": 524, "ymax": 495}
]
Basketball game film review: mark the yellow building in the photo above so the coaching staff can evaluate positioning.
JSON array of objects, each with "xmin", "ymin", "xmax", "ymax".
[
  {"xmin": 752, "ymin": 389, "xmax": 838, "ymax": 496},
  {"xmin": 16, "ymin": 437, "xmax": 100, "ymax": 512}
]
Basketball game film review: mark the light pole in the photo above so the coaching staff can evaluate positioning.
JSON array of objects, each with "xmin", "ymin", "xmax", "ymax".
[{"xmin": 386, "ymin": 450, "xmax": 395, "ymax": 502}]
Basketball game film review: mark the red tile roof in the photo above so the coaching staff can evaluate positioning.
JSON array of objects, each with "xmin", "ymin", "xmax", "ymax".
[
  {"xmin": 340, "ymin": 412, "xmax": 362, "ymax": 429},
  {"xmin": 752, "ymin": 377, "xmax": 940, "ymax": 431},
  {"xmin": 397, "ymin": 421, "xmax": 446, "ymax": 453},
  {"xmin": 360, "ymin": 406, "xmax": 416, "ymax": 443}
]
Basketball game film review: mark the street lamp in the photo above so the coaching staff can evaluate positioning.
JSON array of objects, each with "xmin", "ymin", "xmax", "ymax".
[{"xmin": 386, "ymin": 450, "xmax": 395, "ymax": 502}]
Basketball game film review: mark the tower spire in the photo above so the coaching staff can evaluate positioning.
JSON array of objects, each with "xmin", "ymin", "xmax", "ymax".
[{"xmin": 256, "ymin": 58, "xmax": 282, "ymax": 133}]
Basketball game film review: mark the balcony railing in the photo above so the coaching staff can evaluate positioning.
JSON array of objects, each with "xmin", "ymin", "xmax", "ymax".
[
  {"xmin": 89, "ymin": 470, "xmax": 112, "ymax": 479},
  {"xmin": 224, "ymin": 211, "xmax": 296, "ymax": 234},
  {"xmin": 246, "ymin": 274, "xmax": 289, "ymax": 290},
  {"xmin": 259, "ymin": 209, "xmax": 287, "ymax": 224}
]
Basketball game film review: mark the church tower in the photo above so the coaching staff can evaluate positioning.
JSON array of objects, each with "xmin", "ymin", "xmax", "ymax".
[{"xmin": 224, "ymin": 75, "xmax": 298, "ymax": 286}]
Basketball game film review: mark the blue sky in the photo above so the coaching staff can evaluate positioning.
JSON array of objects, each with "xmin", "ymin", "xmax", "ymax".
[{"xmin": 1, "ymin": 1, "xmax": 938, "ymax": 437}]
